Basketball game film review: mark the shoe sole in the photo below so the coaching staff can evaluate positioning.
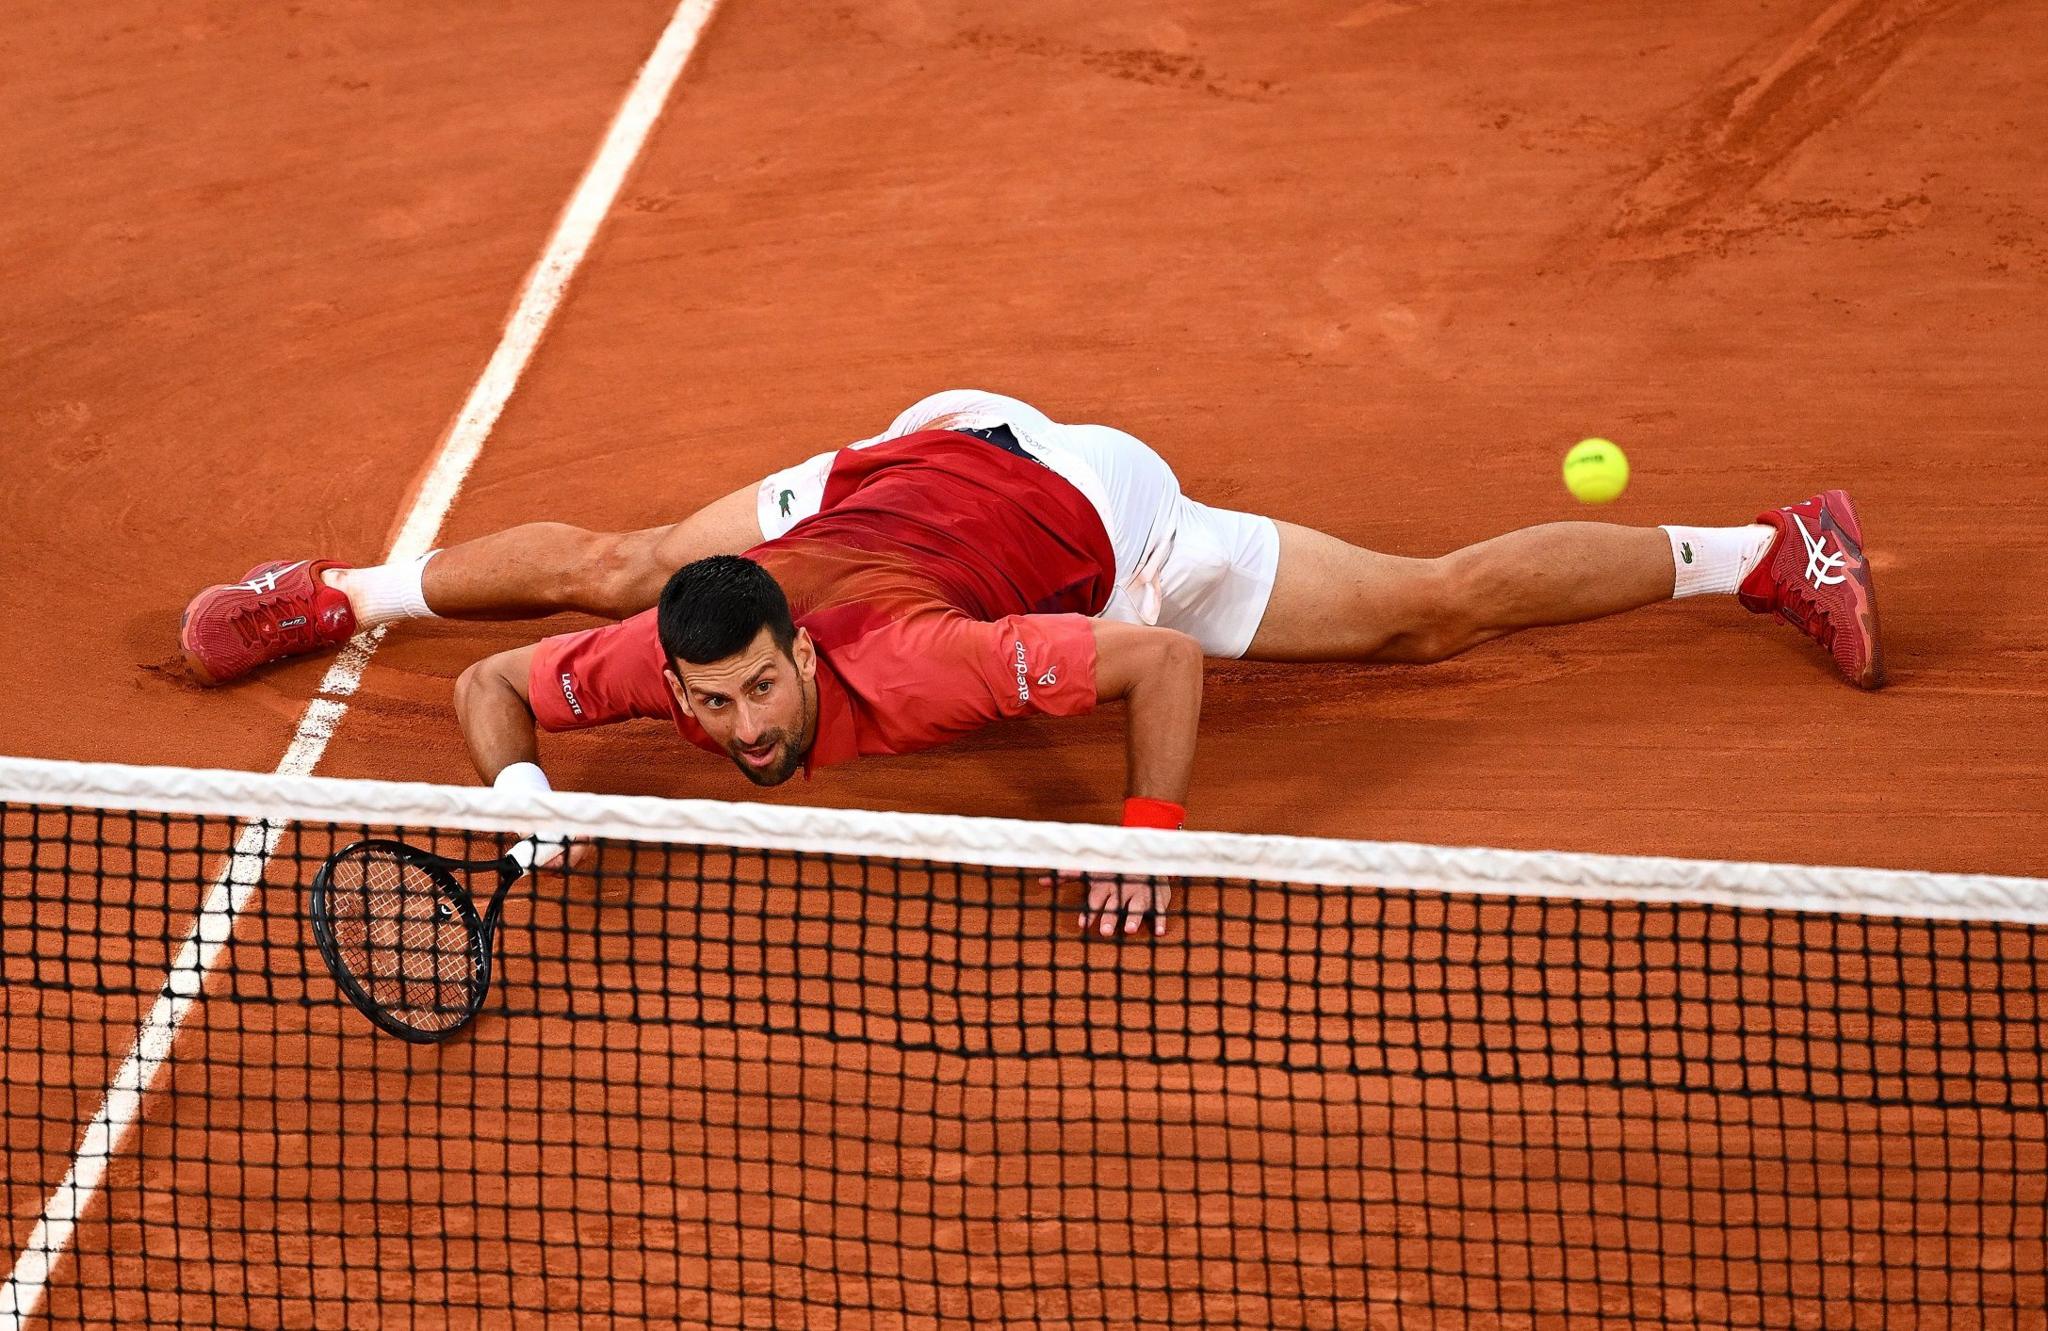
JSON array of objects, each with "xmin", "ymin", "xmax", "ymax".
[
  {"xmin": 1821, "ymin": 490, "xmax": 1884, "ymax": 690},
  {"xmin": 179, "ymin": 590, "xmax": 229, "ymax": 686}
]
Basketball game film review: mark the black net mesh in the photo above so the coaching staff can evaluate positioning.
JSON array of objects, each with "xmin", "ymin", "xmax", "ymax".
[{"xmin": 3, "ymin": 800, "xmax": 2044, "ymax": 1328}]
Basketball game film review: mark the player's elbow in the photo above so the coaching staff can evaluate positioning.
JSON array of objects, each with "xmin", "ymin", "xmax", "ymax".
[
  {"xmin": 453, "ymin": 656, "xmax": 489, "ymax": 714},
  {"xmin": 1153, "ymin": 628, "xmax": 1203, "ymax": 679},
  {"xmin": 454, "ymin": 652, "xmax": 524, "ymax": 725},
  {"xmin": 1091, "ymin": 620, "xmax": 1204, "ymax": 705},
  {"xmin": 1132, "ymin": 628, "xmax": 1203, "ymax": 702}
]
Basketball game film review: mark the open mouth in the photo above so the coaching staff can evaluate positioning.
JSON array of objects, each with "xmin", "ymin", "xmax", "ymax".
[{"xmin": 735, "ymin": 741, "xmax": 780, "ymax": 770}]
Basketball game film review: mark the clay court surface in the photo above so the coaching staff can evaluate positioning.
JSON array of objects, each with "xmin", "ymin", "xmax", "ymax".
[{"xmin": 4, "ymin": 1, "xmax": 2046, "ymax": 1327}]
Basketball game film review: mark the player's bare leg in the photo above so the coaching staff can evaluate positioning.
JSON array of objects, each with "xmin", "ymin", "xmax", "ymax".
[
  {"xmin": 1245, "ymin": 519, "xmax": 1754, "ymax": 664},
  {"xmin": 180, "ymin": 482, "xmax": 763, "ymax": 684},
  {"xmin": 330, "ymin": 482, "xmax": 761, "ymax": 625}
]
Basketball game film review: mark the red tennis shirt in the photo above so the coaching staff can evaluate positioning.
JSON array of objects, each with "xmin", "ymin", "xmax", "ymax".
[{"xmin": 527, "ymin": 431, "xmax": 1117, "ymax": 770}]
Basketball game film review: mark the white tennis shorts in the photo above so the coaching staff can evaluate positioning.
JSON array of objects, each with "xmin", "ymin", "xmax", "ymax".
[{"xmin": 755, "ymin": 389, "xmax": 1281, "ymax": 659}]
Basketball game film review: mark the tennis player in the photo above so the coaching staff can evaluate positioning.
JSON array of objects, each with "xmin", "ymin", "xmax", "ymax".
[{"xmin": 181, "ymin": 390, "xmax": 1882, "ymax": 931}]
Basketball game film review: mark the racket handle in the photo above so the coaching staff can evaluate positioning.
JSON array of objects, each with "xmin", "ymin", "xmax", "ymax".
[{"xmin": 506, "ymin": 833, "xmax": 574, "ymax": 873}]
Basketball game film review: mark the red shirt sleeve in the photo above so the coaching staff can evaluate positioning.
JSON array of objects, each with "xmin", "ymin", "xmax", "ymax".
[
  {"xmin": 828, "ymin": 610, "xmax": 1099, "ymax": 756},
  {"xmin": 527, "ymin": 610, "xmax": 682, "ymax": 733}
]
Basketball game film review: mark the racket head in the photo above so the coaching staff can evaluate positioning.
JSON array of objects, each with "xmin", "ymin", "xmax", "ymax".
[{"xmin": 309, "ymin": 838, "xmax": 494, "ymax": 1043}]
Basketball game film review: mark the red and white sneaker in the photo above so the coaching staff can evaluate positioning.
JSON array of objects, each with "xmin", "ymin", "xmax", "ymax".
[
  {"xmin": 1738, "ymin": 491, "xmax": 1884, "ymax": 690},
  {"xmin": 179, "ymin": 559, "xmax": 357, "ymax": 685}
]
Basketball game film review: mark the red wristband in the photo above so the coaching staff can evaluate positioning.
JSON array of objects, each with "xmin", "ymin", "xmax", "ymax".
[{"xmin": 1121, "ymin": 797, "xmax": 1186, "ymax": 830}]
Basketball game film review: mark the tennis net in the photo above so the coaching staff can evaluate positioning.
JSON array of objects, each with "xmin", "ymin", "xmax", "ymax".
[{"xmin": 2, "ymin": 755, "xmax": 2044, "ymax": 1329}]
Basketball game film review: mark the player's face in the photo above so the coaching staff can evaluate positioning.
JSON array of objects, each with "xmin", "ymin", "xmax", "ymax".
[{"xmin": 665, "ymin": 626, "xmax": 819, "ymax": 787}]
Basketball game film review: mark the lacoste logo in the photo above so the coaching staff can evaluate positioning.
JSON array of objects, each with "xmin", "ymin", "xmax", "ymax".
[
  {"xmin": 559, "ymin": 672, "xmax": 585, "ymax": 718},
  {"xmin": 1013, "ymin": 640, "xmax": 1031, "ymax": 704},
  {"xmin": 1792, "ymin": 514, "xmax": 1846, "ymax": 589},
  {"xmin": 778, "ymin": 489, "xmax": 794, "ymax": 518},
  {"xmin": 1680, "ymin": 542, "xmax": 1694, "ymax": 565},
  {"xmin": 1037, "ymin": 667, "xmax": 1058, "ymax": 688}
]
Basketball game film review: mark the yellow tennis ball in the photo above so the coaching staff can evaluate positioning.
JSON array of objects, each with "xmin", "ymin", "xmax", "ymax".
[{"xmin": 1563, "ymin": 438, "xmax": 1629, "ymax": 504}]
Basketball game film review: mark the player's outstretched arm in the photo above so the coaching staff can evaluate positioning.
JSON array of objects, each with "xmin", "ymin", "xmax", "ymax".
[
  {"xmin": 454, "ymin": 644, "xmax": 543, "ymax": 785},
  {"xmin": 1089, "ymin": 620, "xmax": 1203, "ymax": 808},
  {"xmin": 1077, "ymin": 621, "xmax": 1202, "ymax": 937},
  {"xmin": 454, "ymin": 643, "xmax": 588, "ymax": 869}
]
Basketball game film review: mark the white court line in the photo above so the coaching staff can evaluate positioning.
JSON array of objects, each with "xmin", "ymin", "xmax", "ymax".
[{"xmin": 0, "ymin": 3, "xmax": 721, "ymax": 1325}]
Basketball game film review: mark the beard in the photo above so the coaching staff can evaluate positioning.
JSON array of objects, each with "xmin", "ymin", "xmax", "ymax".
[
  {"xmin": 725, "ymin": 677, "xmax": 816, "ymax": 788},
  {"xmin": 728, "ymin": 730, "xmax": 805, "ymax": 787}
]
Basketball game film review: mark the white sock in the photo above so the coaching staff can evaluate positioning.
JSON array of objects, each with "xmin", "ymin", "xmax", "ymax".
[
  {"xmin": 326, "ymin": 551, "xmax": 439, "ymax": 627},
  {"xmin": 1661, "ymin": 524, "xmax": 1775, "ymax": 598}
]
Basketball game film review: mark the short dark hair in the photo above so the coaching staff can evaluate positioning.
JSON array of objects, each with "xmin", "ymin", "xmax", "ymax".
[{"xmin": 657, "ymin": 555, "xmax": 797, "ymax": 666}]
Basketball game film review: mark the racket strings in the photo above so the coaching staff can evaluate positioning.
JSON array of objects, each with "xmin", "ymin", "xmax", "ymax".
[{"xmin": 328, "ymin": 850, "xmax": 479, "ymax": 1032}]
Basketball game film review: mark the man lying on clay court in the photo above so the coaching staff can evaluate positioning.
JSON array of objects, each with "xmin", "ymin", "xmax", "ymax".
[{"xmin": 180, "ymin": 389, "xmax": 1882, "ymax": 932}]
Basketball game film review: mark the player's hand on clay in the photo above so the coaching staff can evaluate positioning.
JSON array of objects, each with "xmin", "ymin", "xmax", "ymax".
[
  {"xmin": 1085, "ymin": 874, "xmax": 1169, "ymax": 937},
  {"xmin": 1039, "ymin": 870, "xmax": 1172, "ymax": 937}
]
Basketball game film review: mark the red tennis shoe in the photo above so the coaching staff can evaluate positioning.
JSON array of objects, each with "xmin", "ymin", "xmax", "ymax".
[
  {"xmin": 180, "ymin": 559, "xmax": 357, "ymax": 685},
  {"xmin": 1738, "ymin": 491, "xmax": 1884, "ymax": 689}
]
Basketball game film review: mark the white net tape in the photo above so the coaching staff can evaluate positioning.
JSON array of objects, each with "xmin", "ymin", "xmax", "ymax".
[{"xmin": 2, "ymin": 754, "xmax": 2044, "ymax": 923}]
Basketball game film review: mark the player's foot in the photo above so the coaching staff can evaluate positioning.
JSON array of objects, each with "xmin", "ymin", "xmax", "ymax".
[
  {"xmin": 180, "ymin": 559, "xmax": 357, "ymax": 685},
  {"xmin": 1737, "ymin": 491, "xmax": 1884, "ymax": 689}
]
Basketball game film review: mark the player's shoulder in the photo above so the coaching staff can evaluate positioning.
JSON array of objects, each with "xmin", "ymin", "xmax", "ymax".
[
  {"xmin": 536, "ymin": 606, "xmax": 664, "ymax": 671},
  {"xmin": 528, "ymin": 608, "xmax": 674, "ymax": 730},
  {"xmin": 551, "ymin": 604, "xmax": 660, "ymax": 645}
]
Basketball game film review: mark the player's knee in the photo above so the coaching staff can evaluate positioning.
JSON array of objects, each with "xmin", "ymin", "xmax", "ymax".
[
  {"xmin": 1380, "ymin": 560, "xmax": 1481, "ymax": 664},
  {"xmin": 569, "ymin": 528, "xmax": 660, "ymax": 615}
]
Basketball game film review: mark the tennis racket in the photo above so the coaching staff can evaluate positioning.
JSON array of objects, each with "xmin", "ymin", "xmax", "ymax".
[{"xmin": 308, "ymin": 835, "xmax": 547, "ymax": 1043}]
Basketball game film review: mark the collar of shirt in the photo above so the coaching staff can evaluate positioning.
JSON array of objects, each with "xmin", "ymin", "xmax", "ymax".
[{"xmin": 802, "ymin": 652, "xmax": 859, "ymax": 775}]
